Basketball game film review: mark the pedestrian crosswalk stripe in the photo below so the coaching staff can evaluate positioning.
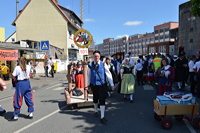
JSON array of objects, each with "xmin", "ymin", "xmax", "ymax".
[
  {"xmin": 143, "ymin": 85, "xmax": 154, "ymax": 90},
  {"xmin": 53, "ymin": 87, "xmax": 65, "ymax": 90}
]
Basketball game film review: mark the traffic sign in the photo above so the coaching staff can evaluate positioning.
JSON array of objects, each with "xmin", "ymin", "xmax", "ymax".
[{"xmin": 40, "ymin": 41, "xmax": 49, "ymax": 50}]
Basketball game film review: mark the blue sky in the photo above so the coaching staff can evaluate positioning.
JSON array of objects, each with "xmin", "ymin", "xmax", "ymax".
[{"xmin": 0, "ymin": 0, "xmax": 188, "ymax": 44}]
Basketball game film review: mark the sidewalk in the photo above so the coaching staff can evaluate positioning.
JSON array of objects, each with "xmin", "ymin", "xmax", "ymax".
[{"xmin": 0, "ymin": 71, "xmax": 67, "ymax": 100}]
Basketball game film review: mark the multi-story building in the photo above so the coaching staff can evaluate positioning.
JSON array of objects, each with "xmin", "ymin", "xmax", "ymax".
[
  {"xmin": 0, "ymin": 27, "xmax": 5, "ymax": 42},
  {"xmin": 12, "ymin": 0, "xmax": 83, "ymax": 63},
  {"xmin": 178, "ymin": 2, "xmax": 200, "ymax": 56},
  {"xmin": 148, "ymin": 22, "xmax": 178, "ymax": 55},
  {"xmin": 128, "ymin": 33, "xmax": 154, "ymax": 57}
]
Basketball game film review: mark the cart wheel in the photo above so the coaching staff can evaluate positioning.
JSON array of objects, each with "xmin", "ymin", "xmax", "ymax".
[
  {"xmin": 154, "ymin": 113, "xmax": 162, "ymax": 121},
  {"xmin": 161, "ymin": 118, "xmax": 173, "ymax": 130},
  {"xmin": 70, "ymin": 104, "xmax": 77, "ymax": 110},
  {"xmin": 193, "ymin": 117, "xmax": 200, "ymax": 129},
  {"xmin": 175, "ymin": 115, "xmax": 184, "ymax": 121}
]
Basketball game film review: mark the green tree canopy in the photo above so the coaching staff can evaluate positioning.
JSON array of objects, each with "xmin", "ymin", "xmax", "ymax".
[{"xmin": 188, "ymin": 0, "xmax": 200, "ymax": 17}]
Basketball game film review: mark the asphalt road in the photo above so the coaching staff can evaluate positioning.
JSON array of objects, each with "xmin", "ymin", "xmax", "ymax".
[{"xmin": 0, "ymin": 72, "xmax": 200, "ymax": 133}]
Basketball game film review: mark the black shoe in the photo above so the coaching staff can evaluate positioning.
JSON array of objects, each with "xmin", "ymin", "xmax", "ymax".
[
  {"xmin": 0, "ymin": 110, "xmax": 6, "ymax": 115},
  {"xmin": 124, "ymin": 97, "xmax": 127, "ymax": 100},
  {"xmin": 142, "ymin": 83, "xmax": 145, "ymax": 85},
  {"xmin": 100, "ymin": 117, "xmax": 108, "ymax": 123},
  {"xmin": 94, "ymin": 112, "xmax": 98, "ymax": 117},
  {"xmin": 25, "ymin": 115, "xmax": 33, "ymax": 119},
  {"xmin": 130, "ymin": 100, "xmax": 134, "ymax": 103},
  {"xmin": 8, "ymin": 116, "xmax": 18, "ymax": 121}
]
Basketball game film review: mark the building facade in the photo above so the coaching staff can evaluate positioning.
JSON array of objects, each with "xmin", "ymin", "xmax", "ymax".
[
  {"xmin": 179, "ymin": 2, "xmax": 200, "ymax": 56},
  {"xmin": 148, "ymin": 22, "xmax": 178, "ymax": 55},
  {"xmin": 12, "ymin": 0, "xmax": 83, "ymax": 62}
]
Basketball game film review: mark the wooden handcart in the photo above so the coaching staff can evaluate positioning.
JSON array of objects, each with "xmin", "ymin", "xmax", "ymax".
[{"xmin": 153, "ymin": 100, "xmax": 200, "ymax": 130}]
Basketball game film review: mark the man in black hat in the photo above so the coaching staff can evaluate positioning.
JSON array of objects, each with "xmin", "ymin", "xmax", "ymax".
[{"xmin": 175, "ymin": 54, "xmax": 186, "ymax": 90}]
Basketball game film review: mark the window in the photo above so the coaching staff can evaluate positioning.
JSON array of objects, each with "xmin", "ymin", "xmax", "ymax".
[
  {"xmin": 165, "ymin": 27, "xmax": 169, "ymax": 32},
  {"xmin": 155, "ymin": 30, "xmax": 159, "ymax": 34},
  {"xmin": 190, "ymin": 39, "xmax": 193, "ymax": 43},
  {"xmin": 190, "ymin": 27, "xmax": 193, "ymax": 32},
  {"xmin": 150, "ymin": 37, "xmax": 154, "ymax": 41},
  {"xmin": 160, "ymin": 35, "xmax": 164, "ymax": 39},
  {"xmin": 155, "ymin": 36, "xmax": 159, "ymax": 40},
  {"xmin": 165, "ymin": 34, "xmax": 169, "ymax": 38},
  {"xmin": 11, "ymin": 38, "xmax": 15, "ymax": 42},
  {"xmin": 160, "ymin": 29, "xmax": 164, "ymax": 33}
]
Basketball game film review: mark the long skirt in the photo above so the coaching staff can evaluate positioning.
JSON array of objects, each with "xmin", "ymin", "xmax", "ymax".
[
  {"xmin": 75, "ymin": 74, "xmax": 84, "ymax": 89},
  {"xmin": 120, "ymin": 74, "xmax": 135, "ymax": 94}
]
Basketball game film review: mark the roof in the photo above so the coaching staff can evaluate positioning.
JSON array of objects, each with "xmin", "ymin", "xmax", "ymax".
[{"xmin": 12, "ymin": 0, "xmax": 83, "ymax": 30}]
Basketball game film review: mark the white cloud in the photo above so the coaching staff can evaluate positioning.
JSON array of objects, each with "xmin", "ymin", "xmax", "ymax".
[
  {"xmin": 124, "ymin": 21, "xmax": 143, "ymax": 26},
  {"xmin": 84, "ymin": 19, "xmax": 95, "ymax": 22},
  {"xmin": 116, "ymin": 35, "xmax": 129, "ymax": 38}
]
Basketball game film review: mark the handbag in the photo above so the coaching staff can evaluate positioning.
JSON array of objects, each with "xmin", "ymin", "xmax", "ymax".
[{"xmin": 72, "ymin": 88, "xmax": 83, "ymax": 96}]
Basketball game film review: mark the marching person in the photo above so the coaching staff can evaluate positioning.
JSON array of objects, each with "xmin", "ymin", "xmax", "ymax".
[
  {"xmin": 156, "ymin": 58, "xmax": 174, "ymax": 95},
  {"xmin": 0, "ymin": 78, "xmax": 7, "ymax": 116},
  {"xmin": 88, "ymin": 50, "xmax": 115, "ymax": 124},
  {"xmin": 136, "ymin": 60, "xmax": 144, "ymax": 86},
  {"xmin": 9, "ymin": 57, "xmax": 34, "ymax": 121},
  {"xmin": 49, "ymin": 57, "xmax": 54, "ymax": 78},
  {"xmin": 0, "ymin": 63, "xmax": 10, "ymax": 81},
  {"xmin": 105, "ymin": 57, "xmax": 117, "ymax": 97},
  {"xmin": 188, "ymin": 55, "xmax": 197, "ymax": 95},
  {"xmin": 120, "ymin": 57, "xmax": 135, "ymax": 103},
  {"xmin": 193, "ymin": 59, "xmax": 200, "ymax": 98}
]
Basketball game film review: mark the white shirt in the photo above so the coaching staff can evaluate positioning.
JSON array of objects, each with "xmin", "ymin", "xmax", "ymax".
[
  {"xmin": 88, "ymin": 61, "xmax": 114, "ymax": 86},
  {"xmin": 12, "ymin": 65, "xmax": 31, "ymax": 80},
  {"xmin": 104, "ymin": 63, "xmax": 115, "ymax": 72},
  {"xmin": 167, "ymin": 57, "xmax": 171, "ymax": 64},
  {"xmin": 117, "ymin": 62, "xmax": 121, "ymax": 74},
  {"xmin": 48, "ymin": 60, "xmax": 54, "ymax": 66},
  {"xmin": 188, "ymin": 60, "xmax": 195, "ymax": 72},
  {"xmin": 193, "ymin": 61, "xmax": 200, "ymax": 72},
  {"xmin": 136, "ymin": 63, "xmax": 143, "ymax": 71}
]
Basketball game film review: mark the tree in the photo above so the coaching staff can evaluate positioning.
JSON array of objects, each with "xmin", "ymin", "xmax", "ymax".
[{"xmin": 188, "ymin": 0, "xmax": 200, "ymax": 17}]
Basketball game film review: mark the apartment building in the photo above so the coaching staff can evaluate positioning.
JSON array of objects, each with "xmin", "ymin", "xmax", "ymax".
[{"xmin": 148, "ymin": 22, "xmax": 178, "ymax": 54}]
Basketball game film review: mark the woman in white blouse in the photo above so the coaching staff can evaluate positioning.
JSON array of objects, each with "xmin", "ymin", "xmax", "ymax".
[
  {"xmin": 120, "ymin": 57, "xmax": 135, "ymax": 103},
  {"xmin": 9, "ymin": 57, "xmax": 34, "ymax": 121}
]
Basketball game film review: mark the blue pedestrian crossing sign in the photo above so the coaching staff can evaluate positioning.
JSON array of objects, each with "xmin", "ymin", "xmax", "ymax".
[{"xmin": 40, "ymin": 41, "xmax": 49, "ymax": 50}]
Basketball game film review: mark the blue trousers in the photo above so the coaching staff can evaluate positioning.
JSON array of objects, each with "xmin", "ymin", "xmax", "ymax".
[{"xmin": 13, "ymin": 80, "xmax": 34, "ymax": 115}]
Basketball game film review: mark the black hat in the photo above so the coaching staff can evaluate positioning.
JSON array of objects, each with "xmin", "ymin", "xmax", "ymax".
[
  {"xmin": 93, "ymin": 50, "xmax": 100, "ymax": 55},
  {"xmin": 178, "ymin": 54, "xmax": 184, "ymax": 57}
]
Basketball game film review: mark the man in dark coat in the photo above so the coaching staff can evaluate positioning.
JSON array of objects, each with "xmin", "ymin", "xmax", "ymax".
[{"xmin": 175, "ymin": 54, "xmax": 187, "ymax": 90}]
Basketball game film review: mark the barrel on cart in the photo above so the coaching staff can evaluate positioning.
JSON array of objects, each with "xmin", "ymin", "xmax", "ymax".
[{"xmin": 153, "ymin": 100, "xmax": 200, "ymax": 130}]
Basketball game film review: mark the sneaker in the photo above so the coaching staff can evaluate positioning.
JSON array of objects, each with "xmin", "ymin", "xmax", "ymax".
[
  {"xmin": 0, "ymin": 110, "xmax": 6, "ymax": 115},
  {"xmin": 8, "ymin": 116, "xmax": 18, "ymax": 121},
  {"xmin": 24, "ymin": 115, "xmax": 33, "ymax": 119},
  {"xmin": 100, "ymin": 117, "xmax": 108, "ymax": 123},
  {"xmin": 94, "ymin": 112, "xmax": 98, "ymax": 117}
]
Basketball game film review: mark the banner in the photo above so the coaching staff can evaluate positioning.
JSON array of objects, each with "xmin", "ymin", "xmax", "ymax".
[{"xmin": 0, "ymin": 49, "xmax": 18, "ymax": 61}]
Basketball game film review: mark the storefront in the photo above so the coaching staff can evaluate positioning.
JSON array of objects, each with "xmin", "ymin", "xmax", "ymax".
[{"xmin": 0, "ymin": 49, "xmax": 18, "ymax": 77}]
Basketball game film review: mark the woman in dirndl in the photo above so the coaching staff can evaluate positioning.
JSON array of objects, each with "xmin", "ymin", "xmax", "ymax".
[
  {"xmin": 73, "ymin": 61, "xmax": 84, "ymax": 91},
  {"xmin": 120, "ymin": 57, "xmax": 135, "ymax": 103},
  {"xmin": 105, "ymin": 58, "xmax": 117, "ymax": 97},
  {"xmin": 156, "ymin": 58, "xmax": 174, "ymax": 95}
]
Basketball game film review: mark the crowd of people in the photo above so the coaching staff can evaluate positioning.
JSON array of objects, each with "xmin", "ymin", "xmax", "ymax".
[{"xmin": 67, "ymin": 50, "xmax": 200, "ymax": 124}]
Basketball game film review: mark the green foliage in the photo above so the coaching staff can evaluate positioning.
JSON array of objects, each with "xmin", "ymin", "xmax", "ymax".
[{"xmin": 187, "ymin": 0, "xmax": 200, "ymax": 17}]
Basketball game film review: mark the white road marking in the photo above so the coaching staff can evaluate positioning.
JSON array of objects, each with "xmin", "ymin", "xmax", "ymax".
[
  {"xmin": 0, "ymin": 83, "xmax": 61, "ymax": 102},
  {"xmin": 52, "ymin": 87, "xmax": 65, "ymax": 91},
  {"xmin": 183, "ymin": 119, "xmax": 197, "ymax": 133},
  {"xmin": 14, "ymin": 105, "xmax": 67, "ymax": 133}
]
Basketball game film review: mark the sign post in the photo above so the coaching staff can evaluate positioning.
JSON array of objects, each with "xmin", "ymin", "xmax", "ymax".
[{"xmin": 40, "ymin": 41, "xmax": 49, "ymax": 80}]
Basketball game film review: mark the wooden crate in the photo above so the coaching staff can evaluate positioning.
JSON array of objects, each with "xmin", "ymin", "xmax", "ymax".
[{"xmin": 154, "ymin": 100, "xmax": 199, "ymax": 115}]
